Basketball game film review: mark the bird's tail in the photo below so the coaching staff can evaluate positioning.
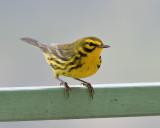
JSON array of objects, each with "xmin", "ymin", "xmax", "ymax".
[{"xmin": 20, "ymin": 37, "xmax": 48, "ymax": 53}]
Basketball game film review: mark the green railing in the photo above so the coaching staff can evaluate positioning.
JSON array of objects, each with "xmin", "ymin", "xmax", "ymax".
[{"xmin": 0, "ymin": 82, "xmax": 160, "ymax": 121}]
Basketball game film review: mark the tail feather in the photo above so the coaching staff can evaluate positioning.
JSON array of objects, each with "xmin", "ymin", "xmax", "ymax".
[
  {"xmin": 20, "ymin": 37, "xmax": 48, "ymax": 53},
  {"xmin": 20, "ymin": 37, "xmax": 40, "ymax": 47}
]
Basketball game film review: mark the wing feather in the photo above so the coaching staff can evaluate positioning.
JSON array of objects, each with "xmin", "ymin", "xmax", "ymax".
[{"xmin": 47, "ymin": 43, "xmax": 76, "ymax": 61}]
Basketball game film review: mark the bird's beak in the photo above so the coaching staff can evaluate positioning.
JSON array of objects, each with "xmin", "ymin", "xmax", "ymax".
[{"xmin": 99, "ymin": 44, "xmax": 110, "ymax": 48}]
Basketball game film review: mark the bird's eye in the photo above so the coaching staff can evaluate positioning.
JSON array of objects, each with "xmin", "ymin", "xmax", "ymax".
[{"xmin": 88, "ymin": 42, "xmax": 94, "ymax": 46}]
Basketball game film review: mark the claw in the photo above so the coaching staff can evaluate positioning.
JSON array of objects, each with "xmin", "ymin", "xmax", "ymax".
[
  {"xmin": 82, "ymin": 83, "xmax": 95, "ymax": 99},
  {"xmin": 60, "ymin": 82, "xmax": 71, "ymax": 97}
]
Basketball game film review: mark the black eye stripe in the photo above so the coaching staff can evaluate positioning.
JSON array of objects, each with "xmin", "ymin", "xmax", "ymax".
[
  {"xmin": 88, "ymin": 42, "xmax": 94, "ymax": 46},
  {"xmin": 87, "ymin": 42, "xmax": 99, "ymax": 47}
]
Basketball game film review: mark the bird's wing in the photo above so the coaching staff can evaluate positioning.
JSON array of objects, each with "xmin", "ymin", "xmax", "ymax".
[{"xmin": 47, "ymin": 43, "xmax": 76, "ymax": 61}]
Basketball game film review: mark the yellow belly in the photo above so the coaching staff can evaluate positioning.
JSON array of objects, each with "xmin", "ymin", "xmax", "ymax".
[
  {"xmin": 64, "ymin": 55, "xmax": 100, "ymax": 78},
  {"xmin": 44, "ymin": 48, "xmax": 102, "ymax": 78}
]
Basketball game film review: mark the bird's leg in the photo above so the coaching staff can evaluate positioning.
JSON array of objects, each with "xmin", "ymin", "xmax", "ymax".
[
  {"xmin": 56, "ymin": 77, "xmax": 71, "ymax": 97},
  {"xmin": 75, "ymin": 78, "xmax": 95, "ymax": 99}
]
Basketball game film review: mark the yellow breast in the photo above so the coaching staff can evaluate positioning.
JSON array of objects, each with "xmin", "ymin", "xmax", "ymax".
[
  {"xmin": 44, "ymin": 43, "xmax": 103, "ymax": 79},
  {"xmin": 67, "ymin": 48, "xmax": 102, "ymax": 78}
]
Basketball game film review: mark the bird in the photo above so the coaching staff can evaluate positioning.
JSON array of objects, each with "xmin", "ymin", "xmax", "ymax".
[{"xmin": 20, "ymin": 37, "xmax": 110, "ymax": 99}]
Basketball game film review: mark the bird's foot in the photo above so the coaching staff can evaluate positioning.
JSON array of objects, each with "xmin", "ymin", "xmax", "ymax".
[
  {"xmin": 82, "ymin": 82, "xmax": 95, "ymax": 99},
  {"xmin": 60, "ymin": 82, "xmax": 71, "ymax": 97}
]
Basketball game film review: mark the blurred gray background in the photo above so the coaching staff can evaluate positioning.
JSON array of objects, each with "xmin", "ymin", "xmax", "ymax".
[{"xmin": 0, "ymin": 0, "xmax": 160, "ymax": 128}]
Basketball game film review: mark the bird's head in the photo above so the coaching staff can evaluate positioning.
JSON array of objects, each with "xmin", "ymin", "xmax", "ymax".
[{"xmin": 73, "ymin": 37, "xmax": 110, "ymax": 55}]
